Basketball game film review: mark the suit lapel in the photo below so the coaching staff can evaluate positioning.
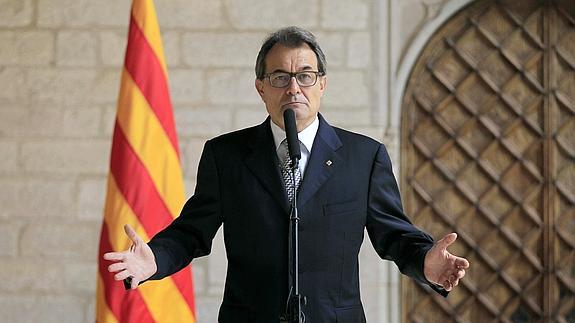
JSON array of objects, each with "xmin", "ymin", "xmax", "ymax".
[
  {"xmin": 297, "ymin": 114, "xmax": 343, "ymax": 208},
  {"xmin": 243, "ymin": 119, "xmax": 290, "ymax": 214}
]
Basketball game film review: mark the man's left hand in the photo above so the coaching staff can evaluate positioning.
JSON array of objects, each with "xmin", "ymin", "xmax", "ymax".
[{"xmin": 424, "ymin": 233, "xmax": 470, "ymax": 291}]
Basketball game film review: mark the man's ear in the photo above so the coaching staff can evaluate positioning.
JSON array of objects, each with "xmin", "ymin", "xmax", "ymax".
[
  {"xmin": 319, "ymin": 76, "xmax": 327, "ymax": 95},
  {"xmin": 255, "ymin": 79, "xmax": 265, "ymax": 98}
]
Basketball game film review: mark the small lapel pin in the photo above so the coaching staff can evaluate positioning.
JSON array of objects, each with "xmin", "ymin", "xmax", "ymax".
[{"xmin": 325, "ymin": 160, "xmax": 332, "ymax": 166}]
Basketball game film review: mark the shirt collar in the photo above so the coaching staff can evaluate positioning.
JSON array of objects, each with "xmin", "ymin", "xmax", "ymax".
[{"xmin": 270, "ymin": 115, "xmax": 319, "ymax": 154}]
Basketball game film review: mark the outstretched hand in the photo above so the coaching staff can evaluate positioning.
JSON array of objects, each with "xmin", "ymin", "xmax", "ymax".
[
  {"xmin": 424, "ymin": 233, "xmax": 469, "ymax": 291},
  {"xmin": 103, "ymin": 224, "xmax": 157, "ymax": 289}
]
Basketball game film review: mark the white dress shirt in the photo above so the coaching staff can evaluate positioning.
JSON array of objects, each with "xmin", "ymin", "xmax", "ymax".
[{"xmin": 270, "ymin": 116, "xmax": 319, "ymax": 179}]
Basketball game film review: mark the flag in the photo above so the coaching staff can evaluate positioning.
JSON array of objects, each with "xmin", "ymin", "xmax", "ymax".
[{"xmin": 96, "ymin": 0, "xmax": 196, "ymax": 322}]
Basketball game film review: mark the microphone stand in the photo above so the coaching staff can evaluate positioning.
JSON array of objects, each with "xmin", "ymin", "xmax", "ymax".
[{"xmin": 280, "ymin": 157, "xmax": 306, "ymax": 323}]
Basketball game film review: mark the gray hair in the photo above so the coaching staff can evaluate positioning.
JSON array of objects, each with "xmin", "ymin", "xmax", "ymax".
[{"xmin": 255, "ymin": 26, "xmax": 327, "ymax": 80}]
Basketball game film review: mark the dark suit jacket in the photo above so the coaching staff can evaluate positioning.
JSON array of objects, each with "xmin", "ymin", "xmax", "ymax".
[{"xmin": 148, "ymin": 114, "xmax": 441, "ymax": 322}]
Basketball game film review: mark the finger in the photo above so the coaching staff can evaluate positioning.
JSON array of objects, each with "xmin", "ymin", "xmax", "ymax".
[
  {"xmin": 437, "ymin": 233, "xmax": 457, "ymax": 250},
  {"xmin": 124, "ymin": 224, "xmax": 143, "ymax": 246},
  {"xmin": 443, "ymin": 279, "xmax": 452, "ymax": 291},
  {"xmin": 455, "ymin": 257, "xmax": 470, "ymax": 269},
  {"xmin": 449, "ymin": 274, "xmax": 458, "ymax": 284},
  {"xmin": 456, "ymin": 268, "xmax": 466, "ymax": 279},
  {"xmin": 108, "ymin": 262, "xmax": 128, "ymax": 273},
  {"xmin": 452, "ymin": 278, "xmax": 459, "ymax": 287},
  {"xmin": 437, "ymin": 272, "xmax": 450, "ymax": 288},
  {"xmin": 103, "ymin": 251, "xmax": 126, "ymax": 261},
  {"xmin": 114, "ymin": 270, "xmax": 132, "ymax": 281}
]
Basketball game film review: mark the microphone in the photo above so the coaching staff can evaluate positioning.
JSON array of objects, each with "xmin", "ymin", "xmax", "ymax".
[{"xmin": 283, "ymin": 109, "xmax": 301, "ymax": 161}]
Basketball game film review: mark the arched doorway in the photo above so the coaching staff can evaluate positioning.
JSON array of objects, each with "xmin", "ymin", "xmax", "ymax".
[{"xmin": 401, "ymin": 0, "xmax": 575, "ymax": 321}]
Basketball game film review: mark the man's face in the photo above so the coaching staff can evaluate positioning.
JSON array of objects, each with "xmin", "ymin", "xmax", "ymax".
[{"xmin": 255, "ymin": 43, "xmax": 326, "ymax": 131}]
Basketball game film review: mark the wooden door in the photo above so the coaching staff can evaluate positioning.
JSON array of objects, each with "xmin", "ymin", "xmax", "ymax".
[{"xmin": 401, "ymin": 0, "xmax": 575, "ymax": 322}]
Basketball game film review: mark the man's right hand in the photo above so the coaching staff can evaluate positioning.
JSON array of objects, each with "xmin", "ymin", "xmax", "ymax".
[{"xmin": 103, "ymin": 224, "xmax": 157, "ymax": 289}]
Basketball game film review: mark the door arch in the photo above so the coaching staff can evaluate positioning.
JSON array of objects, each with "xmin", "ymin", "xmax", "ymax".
[{"xmin": 401, "ymin": 0, "xmax": 575, "ymax": 321}]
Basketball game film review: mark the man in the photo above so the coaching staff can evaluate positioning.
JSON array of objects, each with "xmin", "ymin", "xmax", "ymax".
[{"xmin": 105, "ymin": 26, "xmax": 469, "ymax": 322}]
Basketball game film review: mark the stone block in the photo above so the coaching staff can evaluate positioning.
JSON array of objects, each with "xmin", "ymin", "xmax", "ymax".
[
  {"xmin": 0, "ymin": 141, "xmax": 18, "ymax": 172},
  {"xmin": 182, "ymin": 138, "xmax": 208, "ymax": 179},
  {"xmin": 194, "ymin": 296, "xmax": 222, "ymax": 323},
  {"xmin": 99, "ymin": 30, "xmax": 127, "ymax": 67},
  {"xmin": 86, "ymin": 69, "xmax": 123, "ymax": 105},
  {"xmin": 182, "ymin": 33, "xmax": 263, "ymax": 67},
  {"xmin": 0, "ymin": 68, "xmax": 27, "ymax": 103},
  {"xmin": 0, "ymin": 0, "xmax": 33, "ymax": 26},
  {"xmin": 156, "ymin": 0, "xmax": 223, "ymax": 29},
  {"xmin": 60, "ymin": 107, "xmax": 102, "ymax": 138},
  {"xmin": 389, "ymin": 264, "xmax": 400, "ymax": 284},
  {"xmin": 0, "ymin": 295, "xmax": 85, "ymax": 323},
  {"xmin": 156, "ymin": 0, "xmax": 225, "ymax": 30},
  {"xmin": 320, "ymin": 107, "xmax": 371, "ymax": 127},
  {"xmin": 232, "ymin": 107, "xmax": 267, "ymax": 130},
  {"xmin": 183, "ymin": 178, "xmax": 196, "ymax": 196},
  {"xmin": 388, "ymin": 272, "xmax": 400, "ymax": 322},
  {"xmin": 27, "ymin": 68, "xmax": 120, "ymax": 105},
  {"xmin": 0, "ymin": 259, "xmax": 61, "ymax": 292},
  {"xmin": 15, "ymin": 107, "xmax": 61, "ymax": 138},
  {"xmin": 314, "ymin": 32, "xmax": 346, "ymax": 68},
  {"xmin": 1, "ymin": 106, "xmax": 101, "ymax": 138},
  {"xmin": 0, "ymin": 31, "xmax": 54, "ymax": 65},
  {"xmin": 321, "ymin": 70, "xmax": 370, "ymax": 107},
  {"xmin": 207, "ymin": 228, "xmax": 226, "ymax": 289},
  {"xmin": 163, "ymin": 31, "xmax": 181, "ymax": 67},
  {"xmin": 0, "ymin": 179, "xmax": 76, "ymax": 218},
  {"xmin": 37, "ymin": 0, "xmax": 130, "ymax": 27},
  {"xmin": 224, "ymin": 0, "xmax": 318, "ymax": 29},
  {"xmin": 86, "ymin": 298, "xmax": 96, "ymax": 323},
  {"xmin": 57, "ymin": 31, "xmax": 98, "ymax": 67},
  {"xmin": 63, "ymin": 261, "xmax": 97, "ymax": 294},
  {"xmin": 26, "ymin": 69, "xmax": 95, "ymax": 105},
  {"xmin": 102, "ymin": 105, "xmax": 117, "ymax": 137},
  {"xmin": 191, "ymin": 262, "xmax": 206, "ymax": 295},
  {"xmin": 21, "ymin": 221, "xmax": 100, "ymax": 260},
  {"xmin": 21, "ymin": 139, "xmax": 110, "ymax": 174},
  {"xmin": 359, "ymin": 242, "xmax": 383, "ymax": 283},
  {"xmin": 175, "ymin": 107, "xmax": 232, "ymax": 138},
  {"xmin": 169, "ymin": 69, "xmax": 204, "ymax": 104},
  {"xmin": 77, "ymin": 178, "xmax": 107, "ymax": 220},
  {"xmin": 0, "ymin": 221, "xmax": 22, "ymax": 256},
  {"xmin": 361, "ymin": 281, "xmax": 380, "ymax": 322},
  {"xmin": 348, "ymin": 32, "xmax": 371, "ymax": 68},
  {"xmin": 206, "ymin": 70, "xmax": 260, "ymax": 105},
  {"xmin": 346, "ymin": 126, "xmax": 384, "ymax": 142},
  {"xmin": 0, "ymin": 107, "xmax": 25, "ymax": 138},
  {"xmin": 321, "ymin": 0, "xmax": 369, "ymax": 30}
]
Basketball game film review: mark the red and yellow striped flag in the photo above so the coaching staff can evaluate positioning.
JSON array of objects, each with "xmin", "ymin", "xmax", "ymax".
[{"xmin": 96, "ymin": 0, "xmax": 196, "ymax": 322}]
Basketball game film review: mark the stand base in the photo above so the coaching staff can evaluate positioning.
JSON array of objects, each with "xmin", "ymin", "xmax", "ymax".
[{"xmin": 279, "ymin": 294, "xmax": 307, "ymax": 323}]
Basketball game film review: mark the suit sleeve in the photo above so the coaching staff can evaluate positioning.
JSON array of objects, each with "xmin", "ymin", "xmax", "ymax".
[
  {"xmin": 147, "ymin": 139, "xmax": 223, "ymax": 280},
  {"xmin": 366, "ymin": 144, "xmax": 447, "ymax": 296}
]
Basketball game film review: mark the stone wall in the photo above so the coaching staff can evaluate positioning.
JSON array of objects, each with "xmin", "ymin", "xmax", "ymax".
[{"xmin": 0, "ymin": 0, "xmax": 466, "ymax": 321}]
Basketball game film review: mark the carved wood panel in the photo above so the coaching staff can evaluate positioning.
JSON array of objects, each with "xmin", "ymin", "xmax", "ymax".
[{"xmin": 401, "ymin": 0, "xmax": 575, "ymax": 322}]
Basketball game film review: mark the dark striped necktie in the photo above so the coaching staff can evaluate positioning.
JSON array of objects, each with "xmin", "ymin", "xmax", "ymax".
[{"xmin": 280, "ymin": 139, "xmax": 302, "ymax": 204}]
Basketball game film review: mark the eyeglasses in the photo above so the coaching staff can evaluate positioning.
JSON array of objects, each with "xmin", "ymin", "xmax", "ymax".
[{"xmin": 264, "ymin": 71, "xmax": 324, "ymax": 88}]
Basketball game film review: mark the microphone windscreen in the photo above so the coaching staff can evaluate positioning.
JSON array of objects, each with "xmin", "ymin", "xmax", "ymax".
[{"xmin": 283, "ymin": 109, "xmax": 301, "ymax": 160}]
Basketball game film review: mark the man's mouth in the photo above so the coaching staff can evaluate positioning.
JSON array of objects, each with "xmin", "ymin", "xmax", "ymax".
[{"xmin": 282, "ymin": 102, "xmax": 307, "ymax": 108}]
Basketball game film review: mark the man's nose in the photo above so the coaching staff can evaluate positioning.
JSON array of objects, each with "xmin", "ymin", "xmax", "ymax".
[{"xmin": 286, "ymin": 77, "xmax": 301, "ymax": 95}]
